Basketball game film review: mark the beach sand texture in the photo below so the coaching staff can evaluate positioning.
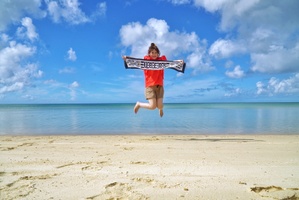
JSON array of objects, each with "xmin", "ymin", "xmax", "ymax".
[{"xmin": 0, "ymin": 135, "xmax": 299, "ymax": 200}]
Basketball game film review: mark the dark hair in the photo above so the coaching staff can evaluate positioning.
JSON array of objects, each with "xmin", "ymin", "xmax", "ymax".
[{"xmin": 148, "ymin": 43, "xmax": 160, "ymax": 55}]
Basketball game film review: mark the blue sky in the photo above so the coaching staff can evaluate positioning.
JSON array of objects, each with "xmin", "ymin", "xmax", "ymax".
[{"xmin": 0, "ymin": 0, "xmax": 298, "ymax": 103}]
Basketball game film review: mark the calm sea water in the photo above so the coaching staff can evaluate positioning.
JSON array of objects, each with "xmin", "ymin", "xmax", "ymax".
[{"xmin": 0, "ymin": 103, "xmax": 298, "ymax": 135}]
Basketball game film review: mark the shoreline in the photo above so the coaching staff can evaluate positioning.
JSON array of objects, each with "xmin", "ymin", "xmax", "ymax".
[
  {"xmin": 1, "ymin": 135, "xmax": 299, "ymax": 199},
  {"xmin": 2, "ymin": 133, "xmax": 299, "ymax": 136}
]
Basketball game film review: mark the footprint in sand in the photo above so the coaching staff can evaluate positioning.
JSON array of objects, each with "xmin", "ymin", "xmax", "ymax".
[
  {"xmin": 2, "ymin": 172, "xmax": 58, "ymax": 198},
  {"xmin": 1, "ymin": 147, "xmax": 16, "ymax": 151},
  {"xmin": 131, "ymin": 177, "xmax": 154, "ymax": 184},
  {"xmin": 251, "ymin": 185, "xmax": 299, "ymax": 199},
  {"xmin": 3, "ymin": 180, "xmax": 35, "ymax": 199},
  {"xmin": 18, "ymin": 142, "xmax": 34, "ymax": 147},
  {"xmin": 1, "ymin": 142, "xmax": 35, "ymax": 151},
  {"xmin": 123, "ymin": 147, "xmax": 134, "ymax": 151},
  {"xmin": 130, "ymin": 161, "xmax": 147, "ymax": 165},
  {"xmin": 131, "ymin": 176, "xmax": 181, "ymax": 190},
  {"xmin": 142, "ymin": 137, "xmax": 160, "ymax": 141},
  {"xmin": 87, "ymin": 182, "xmax": 148, "ymax": 200}
]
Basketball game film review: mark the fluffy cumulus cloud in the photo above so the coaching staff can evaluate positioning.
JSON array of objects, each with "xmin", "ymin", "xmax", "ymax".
[
  {"xmin": 0, "ymin": 0, "xmax": 45, "ymax": 31},
  {"xmin": 0, "ymin": 6, "xmax": 43, "ymax": 97},
  {"xmin": 170, "ymin": 0, "xmax": 299, "ymax": 74},
  {"xmin": 0, "ymin": 1, "xmax": 105, "ymax": 100},
  {"xmin": 45, "ymin": 0, "xmax": 89, "ymax": 24},
  {"xmin": 16, "ymin": 17, "xmax": 39, "ymax": 41},
  {"xmin": 251, "ymin": 43, "xmax": 299, "ymax": 73},
  {"xmin": 45, "ymin": 0, "xmax": 107, "ymax": 24},
  {"xmin": 70, "ymin": 81, "xmax": 79, "ymax": 88},
  {"xmin": 0, "ymin": 40, "xmax": 43, "ymax": 95},
  {"xmin": 0, "ymin": 1, "xmax": 103, "ymax": 84},
  {"xmin": 209, "ymin": 39, "xmax": 246, "ymax": 58},
  {"xmin": 225, "ymin": 65, "xmax": 245, "ymax": 79},
  {"xmin": 256, "ymin": 73, "xmax": 299, "ymax": 96},
  {"xmin": 0, "ymin": 3, "xmax": 45, "ymax": 99},
  {"xmin": 120, "ymin": 18, "xmax": 213, "ymax": 74},
  {"xmin": 67, "ymin": 48, "xmax": 77, "ymax": 61},
  {"xmin": 0, "ymin": 1, "xmax": 106, "ymax": 30}
]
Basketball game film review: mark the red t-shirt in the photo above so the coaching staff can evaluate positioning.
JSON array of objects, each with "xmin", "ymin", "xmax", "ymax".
[{"xmin": 143, "ymin": 55, "xmax": 167, "ymax": 87}]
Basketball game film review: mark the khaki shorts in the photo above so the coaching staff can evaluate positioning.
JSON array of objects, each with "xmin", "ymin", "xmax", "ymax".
[{"xmin": 145, "ymin": 85, "xmax": 164, "ymax": 100}]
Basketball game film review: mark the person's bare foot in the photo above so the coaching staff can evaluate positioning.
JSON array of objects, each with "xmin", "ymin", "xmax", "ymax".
[
  {"xmin": 159, "ymin": 109, "xmax": 164, "ymax": 117},
  {"xmin": 134, "ymin": 102, "xmax": 140, "ymax": 114}
]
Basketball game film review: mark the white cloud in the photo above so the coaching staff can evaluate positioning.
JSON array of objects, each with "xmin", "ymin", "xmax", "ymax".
[
  {"xmin": 46, "ymin": 0, "xmax": 90, "ymax": 24},
  {"xmin": 192, "ymin": 0, "xmax": 265, "ymax": 32},
  {"xmin": 0, "ymin": 41, "xmax": 35, "ymax": 76},
  {"xmin": 98, "ymin": 2, "xmax": 107, "ymax": 15},
  {"xmin": 67, "ymin": 48, "xmax": 77, "ymax": 61},
  {"xmin": 0, "ymin": 82, "xmax": 24, "ymax": 94},
  {"xmin": 251, "ymin": 43, "xmax": 299, "ymax": 73},
  {"xmin": 44, "ymin": 79, "xmax": 62, "ymax": 87},
  {"xmin": 193, "ymin": 0, "xmax": 229, "ymax": 13},
  {"xmin": 17, "ymin": 17, "xmax": 39, "ymax": 41},
  {"xmin": 41, "ymin": 79, "xmax": 82, "ymax": 102},
  {"xmin": 209, "ymin": 39, "xmax": 246, "ymax": 58},
  {"xmin": 0, "ymin": 0, "xmax": 45, "ymax": 31},
  {"xmin": 45, "ymin": 0, "xmax": 107, "ymax": 25},
  {"xmin": 225, "ymin": 65, "xmax": 245, "ymax": 79},
  {"xmin": 256, "ymin": 73, "xmax": 299, "ymax": 95},
  {"xmin": 21, "ymin": 17, "xmax": 38, "ymax": 41},
  {"xmin": 119, "ymin": 18, "xmax": 214, "ymax": 74},
  {"xmin": 91, "ymin": 2, "xmax": 107, "ymax": 20},
  {"xmin": 0, "ymin": 40, "xmax": 42, "ymax": 94},
  {"xmin": 187, "ymin": 48, "xmax": 213, "ymax": 74},
  {"xmin": 224, "ymin": 87, "xmax": 241, "ymax": 97},
  {"xmin": 181, "ymin": 0, "xmax": 299, "ymax": 74},
  {"xmin": 169, "ymin": 0, "xmax": 191, "ymax": 5},
  {"xmin": 70, "ymin": 81, "xmax": 79, "ymax": 88},
  {"xmin": 0, "ymin": 0, "xmax": 106, "ymax": 29},
  {"xmin": 59, "ymin": 67, "xmax": 75, "ymax": 74},
  {"xmin": 0, "ymin": 34, "xmax": 10, "ymax": 50},
  {"xmin": 256, "ymin": 81, "xmax": 265, "ymax": 95}
]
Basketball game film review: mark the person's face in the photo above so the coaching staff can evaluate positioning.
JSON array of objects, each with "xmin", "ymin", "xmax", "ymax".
[{"xmin": 149, "ymin": 50, "xmax": 159, "ymax": 59}]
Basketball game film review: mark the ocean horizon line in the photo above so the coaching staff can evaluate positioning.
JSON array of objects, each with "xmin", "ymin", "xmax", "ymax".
[{"xmin": 0, "ymin": 102, "xmax": 298, "ymax": 106}]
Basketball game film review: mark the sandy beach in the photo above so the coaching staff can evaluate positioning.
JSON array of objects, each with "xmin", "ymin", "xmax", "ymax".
[{"xmin": 0, "ymin": 135, "xmax": 298, "ymax": 200}]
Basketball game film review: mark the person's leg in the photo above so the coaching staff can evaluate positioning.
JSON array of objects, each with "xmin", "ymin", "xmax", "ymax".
[
  {"xmin": 134, "ymin": 86, "xmax": 157, "ymax": 114},
  {"xmin": 156, "ymin": 86, "xmax": 164, "ymax": 117},
  {"xmin": 134, "ymin": 99, "xmax": 157, "ymax": 114},
  {"xmin": 157, "ymin": 97, "xmax": 164, "ymax": 117}
]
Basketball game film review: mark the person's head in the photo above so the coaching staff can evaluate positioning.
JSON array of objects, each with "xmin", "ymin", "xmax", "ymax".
[{"xmin": 148, "ymin": 43, "xmax": 160, "ymax": 59}]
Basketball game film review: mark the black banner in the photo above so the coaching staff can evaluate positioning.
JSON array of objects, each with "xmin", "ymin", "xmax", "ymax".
[{"xmin": 124, "ymin": 57, "xmax": 186, "ymax": 73}]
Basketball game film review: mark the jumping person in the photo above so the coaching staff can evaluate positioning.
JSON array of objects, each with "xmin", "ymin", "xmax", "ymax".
[{"xmin": 123, "ymin": 43, "xmax": 166, "ymax": 117}]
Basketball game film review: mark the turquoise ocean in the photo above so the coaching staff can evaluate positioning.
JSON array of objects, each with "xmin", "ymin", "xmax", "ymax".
[{"xmin": 0, "ymin": 103, "xmax": 298, "ymax": 135}]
